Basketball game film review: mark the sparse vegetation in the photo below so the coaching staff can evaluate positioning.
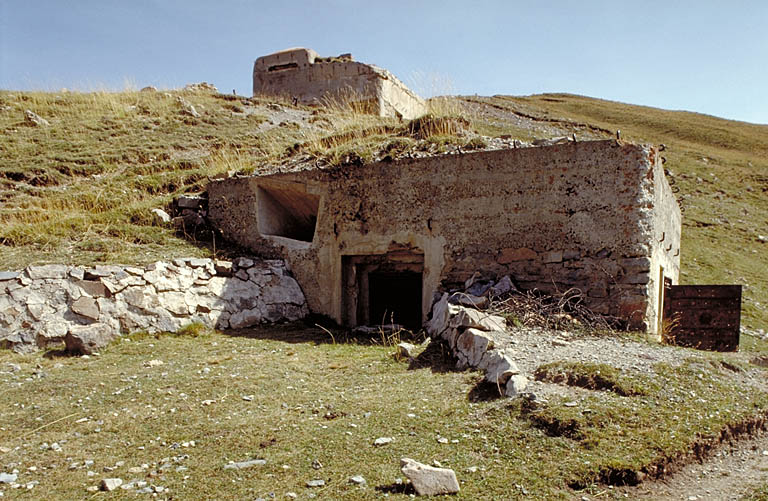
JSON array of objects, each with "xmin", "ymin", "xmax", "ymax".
[
  {"xmin": 0, "ymin": 86, "xmax": 766, "ymax": 498},
  {"xmin": 533, "ymin": 361, "xmax": 650, "ymax": 396},
  {"xmin": 0, "ymin": 326, "xmax": 766, "ymax": 499}
]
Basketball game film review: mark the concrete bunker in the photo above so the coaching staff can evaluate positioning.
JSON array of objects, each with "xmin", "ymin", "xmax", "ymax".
[
  {"xmin": 208, "ymin": 140, "xmax": 682, "ymax": 337},
  {"xmin": 253, "ymin": 47, "xmax": 427, "ymax": 119}
]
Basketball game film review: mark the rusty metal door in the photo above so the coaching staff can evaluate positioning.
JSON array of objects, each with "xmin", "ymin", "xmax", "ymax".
[{"xmin": 662, "ymin": 285, "xmax": 742, "ymax": 351}]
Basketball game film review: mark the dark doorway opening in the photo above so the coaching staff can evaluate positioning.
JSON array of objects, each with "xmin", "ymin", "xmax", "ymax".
[
  {"xmin": 368, "ymin": 271, "xmax": 422, "ymax": 330},
  {"xmin": 341, "ymin": 245, "xmax": 425, "ymax": 329}
]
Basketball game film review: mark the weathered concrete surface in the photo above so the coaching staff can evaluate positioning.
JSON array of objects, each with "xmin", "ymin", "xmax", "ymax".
[
  {"xmin": 0, "ymin": 258, "xmax": 308, "ymax": 353},
  {"xmin": 208, "ymin": 140, "xmax": 681, "ymax": 334},
  {"xmin": 253, "ymin": 48, "xmax": 426, "ymax": 119}
]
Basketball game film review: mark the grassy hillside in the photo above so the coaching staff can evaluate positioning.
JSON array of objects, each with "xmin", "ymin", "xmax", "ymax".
[
  {"xmin": 1, "ymin": 88, "xmax": 767, "ymax": 499},
  {"xmin": 0, "ymin": 89, "xmax": 765, "ymax": 331}
]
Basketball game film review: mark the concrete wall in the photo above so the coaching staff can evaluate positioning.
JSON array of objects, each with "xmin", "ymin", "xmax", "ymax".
[
  {"xmin": 208, "ymin": 140, "xmax": 681, "ymax": 334},
  {"xmin": 253, "ymin": 48, "xmax": 426, "ymax": 119}
]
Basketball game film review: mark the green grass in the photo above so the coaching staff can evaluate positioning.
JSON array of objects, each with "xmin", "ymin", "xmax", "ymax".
[
  {"xmin": 0, "ymin": 326, "xmax": 766, "ymax": 499},
  {"xmin": 745, "ymin": 483, "xmax": 768, "ymax": 501},
  {"xmin": 533, "ymin": 361, "xmax": 651, "ymax": 397}
]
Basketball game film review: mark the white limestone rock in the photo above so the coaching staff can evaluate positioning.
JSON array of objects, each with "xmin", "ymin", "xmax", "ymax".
[
  {"xmin": 400, "ymin": 457, "xmax": 459, "ymax": 496},
  {"xmin": 71, "ymin": 296, "xmax": 100, "ymax": 320},
  {"xmin": 65, "ymin": 324, "xmax": 118, "ymax": 355},
  {"xmin": 455, "ymin": 328, "xmax": 494, "ymax": 368},
  {"xmin": 478, "ymin": 349, "xmax": 520, "ymax": 386},
  {"xmin": 449, "ymin": 306, "xmax": 506, "ymax": 332},
  {"xmin": 505, "ymin": 374, "xmax": 528, "ymax": 397}
]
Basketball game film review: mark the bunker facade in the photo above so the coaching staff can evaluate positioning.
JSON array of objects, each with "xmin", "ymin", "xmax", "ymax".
[
  {"xmin": 208, "ymin": 140, "xmax": 681, "ymax": 335},
  {"xmin": 253, "ymin": 48, "xmax": 426, "ymax": 119}
]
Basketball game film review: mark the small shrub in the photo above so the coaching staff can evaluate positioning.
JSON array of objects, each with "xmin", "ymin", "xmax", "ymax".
[{"xmin": 173, "ymin": 322, "xmax": 209, "ymax": 337}]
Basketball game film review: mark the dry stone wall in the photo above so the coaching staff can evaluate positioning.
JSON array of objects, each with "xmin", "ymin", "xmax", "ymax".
[{"xmin": 0, "ymin": 258, "xmax": 308, "ymax": 354}]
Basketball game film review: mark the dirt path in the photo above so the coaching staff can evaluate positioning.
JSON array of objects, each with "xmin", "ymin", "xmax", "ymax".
[{"xmin": 613, "ymin": 431, "xmax": 768, "ymax": 500}]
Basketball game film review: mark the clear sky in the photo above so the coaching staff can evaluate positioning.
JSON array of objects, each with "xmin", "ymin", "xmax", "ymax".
[{"xmin": 1, "ymin": 1, "xmax": 766, "ymax": 124}]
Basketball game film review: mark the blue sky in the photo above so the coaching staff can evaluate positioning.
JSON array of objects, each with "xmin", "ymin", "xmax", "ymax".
[{"xmin": 1, "ymin": 1, "xmax": 767, "ymax": 124}]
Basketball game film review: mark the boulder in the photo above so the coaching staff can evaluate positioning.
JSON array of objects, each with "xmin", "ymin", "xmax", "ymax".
[
  {"xmin": 0, "ymin": 271, "xmax": 19, "ymax": 281},
  {"xmin": 395, "ymin": 342, "xmax": 416, "ymax": 360},
  {"xmin": 151, "ymin": 208, "xmax": 171, "ymax": 224},
  {"xmin": 425, "ymin": 293, "xmax": 453, "ymax": 337},
  {"xmin": 448, "ymin": 293, "xmax": 488, "ymax": 308},
  {"xmin": 26, "ymin": 264, "xmax": 67, "ymax": 279},
  {"xmin": 65, "ymin": 324, "xmax": 117, "ymax": 355},
  {"xmin": 71, "ymin": 296, "xmax": 100, "ymax": 320},
  {"xmin": 489, "ymin": 275, "xmax": 514, "ymax": 296},
  {"xmin": 101, "ymin": 478, "xmax": 123, "ymax": 491},
  {"xmin": 455, "ymin": 328, "xmax": 494, "ymax": 368},
  {"xmin": 24, "ymin": 109, "xmax": 50, "ymax": 126},
  {"xmin": 177, "ymin": 97, "xmax": 200, "ymax": 118},
  {"xmin": 478, "ymin": 349, "xmax": 520, "ymax": 386},
  {"xmin": 449, "ymin": 307, "xmax": 506, "ymax": 332},
  {"xmin": 400, "ymin": 458, "xmax": 459, "ymax": 496},
  {"xmin": 505, "ymin": 374, "xmax": 528, "ymax": 397}
]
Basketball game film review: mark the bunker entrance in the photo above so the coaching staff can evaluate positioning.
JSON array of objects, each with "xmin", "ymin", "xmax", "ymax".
[
  {"xmin": 369, "ymin": 270, "xmax": 422, "ymax": 329},
  {"xmin": 342, "ymin": 246, "xmax": 424, "ymax": 330}
]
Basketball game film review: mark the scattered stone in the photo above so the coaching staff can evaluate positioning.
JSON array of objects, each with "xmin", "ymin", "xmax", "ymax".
[
  {"xmin": 395, "ymin": 342, "xmax": 416, "ymax": 360},
  {"xmin": 449, "ymin": 293, "xmax": 488, "ymax": 308},
  {"xmin": 223, "ymin": 459, "xmax": 266, "ymax": 470},
  {"xmin": 24, "ymin": 110, "xmax": 49, "ymax": 126},
  {"xmin": 400, "ymin": 457, "xmax": 460, "ymax": 496},
  {"xmin": 0, "ymin": 473, "xmax": 17, "ymax": 483},
  {"xmin": 151, "ymin": 208, "xmax": 171, "ymax": 224},
  {"xmin": 71, "ymin": 296, "xmax": 100, "ymax": 320},
  {"xmin": 184, "ymin": 82, "xmax": 218, "ymax": 92},
  {"xmin": 144, "ymin": 359, "xmax": 164, "ymax": 368},
  {"xmin": 505, "ymin": 375, "xmax": 528, "ymax": 397},
  {"xmin": 373, "ymin": 437, "xmax": 394, "ymax": 446},
  {"xmin": 26, "ymin": 264, "xmax": 67, "ymax": 279},
  {"xmin": 489, "ymin": 275, "xmax": 514, "ymax": 296},
  {"xmin": 64, "ymin": 323, "xmax": 116, "ymax": 355},
  {"xmin": 306, "ymin": 479, "xmax": 325, "ymax": 488},
  {"xmin": 349, "ymin": 475, "xmax": 366, "ymax": 485},
  {"xmin": 101, "ymin": 478, "xmax": 123, "ymax": 491},
  {"xmin": 564, "ymin": 401, "xmax": 578, "ymax": 407},
  {"xmin": 177, "ymin": 97, "xmax": 200, "ymax": 118}
]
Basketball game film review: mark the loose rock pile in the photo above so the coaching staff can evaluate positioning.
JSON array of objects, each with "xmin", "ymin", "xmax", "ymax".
[
  {"xmin": 0, "ymin": 257, "xmax": 308, "ymax": 354},
  {"xmin": 426, "ymin": 292, "xmax": 528, "ymax": 397}
]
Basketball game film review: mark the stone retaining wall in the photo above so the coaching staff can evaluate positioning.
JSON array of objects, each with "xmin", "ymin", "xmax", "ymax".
[{"xmin": 0, "ymin": 258, "xmax": 308, "ymax": 353}]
